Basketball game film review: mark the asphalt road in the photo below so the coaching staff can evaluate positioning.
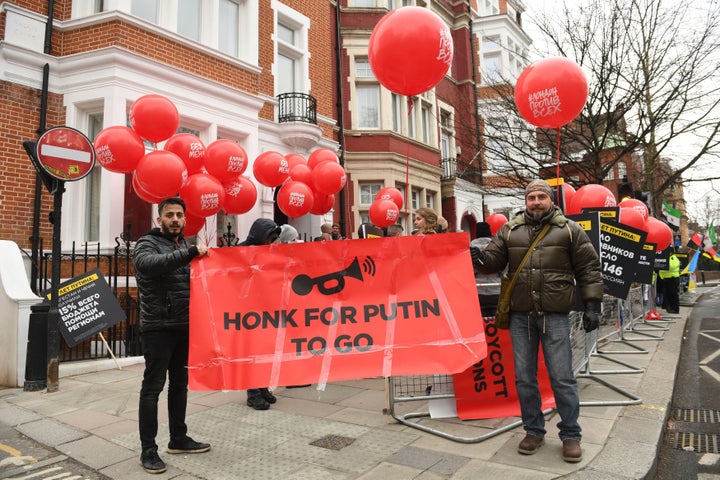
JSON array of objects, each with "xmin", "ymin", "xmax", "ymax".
[{"xmin": 652, "ymin": 287, "xmax": 720, "ymax": 479}]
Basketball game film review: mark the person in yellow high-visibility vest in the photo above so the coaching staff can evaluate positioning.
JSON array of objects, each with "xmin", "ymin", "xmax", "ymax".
[{"xmin": 658, "ymin": 252, "xmax": 680, "ymax": 313}]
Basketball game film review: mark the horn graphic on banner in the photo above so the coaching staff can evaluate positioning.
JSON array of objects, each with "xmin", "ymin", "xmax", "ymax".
[{"xmin": 292, "ymin": 257, "xmax": 374, "ymax": 296}]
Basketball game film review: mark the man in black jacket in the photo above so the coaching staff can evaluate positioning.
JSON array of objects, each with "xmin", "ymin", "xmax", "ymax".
[{"xmin": 134, "ymin": 197, "xmax": 210, "ymax": 474}]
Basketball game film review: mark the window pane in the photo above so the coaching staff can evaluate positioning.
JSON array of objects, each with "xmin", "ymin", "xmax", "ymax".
[
  {"xmin": 219, "ymin": 0, "xmax": 239, "ymax": 56},
  {"xmin": 411, "ymin": 190, "xmax": 420, "ymax": 210},
  {"xmin": 355, "ymin": 59, "xmax": 375, "ymax": 78},
  {"xmin": 360, "ymin": 183, "xmax": 382, "ymax": 204},
  {"xmin": 178, "ymin": 0, "xmax": 202, "ymax": 40},
  {"xmin": 421, "ymin": 104, "xmax": 431, "ymax": 143},
  {"xmin": 277, "ymin": 23, "xmax": 295, "ymax": 44},
  {"xmin": 85, "ymin": 113, "xmax": 104, "ymax": 242},
  {"xmin": 277, "ymin": 53, "xmax": 295, "ymax": 93},
  {"xmin": 426, "ymin": 193, "xmax": 435, "ymax": 209},
  {"xmin": 357, "ymin": 85, "xmax": 379, "ymax": 128},
  {"xmin": 391, "ymin": 94, "xmax": 401, "ymax": 132},
  {"xmin": 131, "ymin": 0, "xmax": 157, "ymax": 22},
  {"xmin": 354, "ymin": 0, "xmax": 375, "ymax": 6}
]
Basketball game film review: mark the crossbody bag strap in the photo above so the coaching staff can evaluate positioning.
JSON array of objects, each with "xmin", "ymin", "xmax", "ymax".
[{"xmin": 507, "ymin": 223, "xmax": 551, "ymax": 292}]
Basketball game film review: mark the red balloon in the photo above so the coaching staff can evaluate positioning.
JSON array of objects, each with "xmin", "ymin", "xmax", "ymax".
[
  {"xmin": 310, "ymin": 193, "xmax": 335, "ymax": 215},
  {"xmin": 164, "ymin": 133, "xmax": 205, "ymax": 175},
  {"xmin": 561, "ymin": 183, "xmax": 576, "ymax": 211},
  {"xmin": 94, "ymin": 126, "xmax": 145, "ymax": 174},
  {"xmin": 375, "ymin": 187, "xmax": 404, "ymax": 210},
  {"xmin": 285, "ymin": 153, "xmax": 307, "ymax": 171},
  {"xmin": 129, "ymin": 94, "xmax": 179, "ymax": 143},
  {"xmin": 646, "ymin": 217, "xmax": 673, "ymax": 251},
  {"xmin": 514, "ymin": 57, "xmax": 588, "ymax": 128},
  {"xmin": 486, "ymin": 213, "xmax": 508, "ymax": 236},
  {"xmin": 180, "ymin": 173, "xmax": 225, "ymax": 218},
  {"xmin": 289, "ymin": 164, "xmax": 313, "ymax": 186},
  {"xmin": 369, "ymin": 199, "xmax": 400, "ymax": 228},
  {"xmin": 619, "ymin": 207, "xmax": 648, "ymax": 232},
  {"xmin": 132, "ymin": 172, "xmax": 164, "ymax": 204},
  {"xmin": 618, "ymin": 198, "xmax": 649, "ymax": 222},
  {"xmin": 183, "ymin": 213, "xmax": 206, "ymax": 237},
  {"xmin": 205, "ymin": 139, "xmax": 248, "ymax": 182},
  {"xmin": 276, "ymin": 181, "xmax": 314, "ymax": 218},
  {"xmin": 312, "ymin": 161, "xmax": 347, "ymax": 195},
  {"xmin": 222, "ymin": 176, "xmax": 257, "ymax": 215},
  {"xmin": 253, "ymin": 151, "xmax": 290, "ymax": 187},
  {"xmin": 567, "ymin": 184, "xmax": 617, "ymax": 215},
  {"xmin": 368, "ymin": 7, "xmax": 453, "ymax": 96},
  {"xmin": 307, "ymin": 148, "xmax": 339, "ymax": 170},
  {"xmin": 135, "ymin": 151, "xmax": 187, "ymax": 199}
]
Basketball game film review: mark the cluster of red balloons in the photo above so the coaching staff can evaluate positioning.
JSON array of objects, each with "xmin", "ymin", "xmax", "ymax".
[
  {"xmin": 564, "ymin": 183, "xmax": 672, "ymax": 251},
  {"xmin": 369, "ymin": 187, "xmax": 403, "ymax": 228},
  {"xmin": 93, "ymin": 94, "xmax": 346, "ymax": 234},
  {"xmin": 270, "ymin": 148, "xmax": 346, "ymax": 218},
  {"xmin": 486, "ymin": 213, "xmax": 508, "ymax": 235},
  {"xmin": 514, "ymin": 57, "xmax": 589, "ymax": 129},
  {"xmin": 368, "ymin": 7, "xmax": 453, "ymax": 97}
]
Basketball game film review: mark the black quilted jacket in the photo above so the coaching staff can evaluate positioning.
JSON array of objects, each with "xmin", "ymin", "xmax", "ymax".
[{"xmin": 133, "ymin": 228, "xmax": 200, "ymax": 333}]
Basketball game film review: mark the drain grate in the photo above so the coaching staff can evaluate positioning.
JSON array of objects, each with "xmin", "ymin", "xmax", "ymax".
[
  {"xmin": 309, "ymin": 434, "xmax": 356, "ymax": 450},
  {"xmin": 670, "ymin": 432, "xmax": 720, "ymax": 454},
  {"xmin": 673, "ymin": 408, "xmax": 720, "ymax": 423}
]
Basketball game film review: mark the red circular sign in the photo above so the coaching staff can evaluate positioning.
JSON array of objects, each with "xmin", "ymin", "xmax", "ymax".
[{"xmin": 35, "ymin": 126, "xmax": 96, "ymax": 181}]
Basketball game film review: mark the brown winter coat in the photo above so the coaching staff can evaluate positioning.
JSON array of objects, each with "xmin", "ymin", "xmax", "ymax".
[{"xmin": 478, "ymin": 207, "xmax": 603, "ymax": 314}]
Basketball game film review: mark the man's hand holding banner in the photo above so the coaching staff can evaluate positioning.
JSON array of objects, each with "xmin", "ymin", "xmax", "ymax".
[{"xmin": 188, "ymin": 233, "xmax": 487, "ymax": 390}]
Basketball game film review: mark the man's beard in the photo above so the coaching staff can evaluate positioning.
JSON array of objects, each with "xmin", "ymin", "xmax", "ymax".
[
  {"xmin": 529, "ymin": 211, "xmax": 545, "ymax": 222},
  {"xmin": 161, "ymin": 224, "xmax": 182, "ymax": 238}
]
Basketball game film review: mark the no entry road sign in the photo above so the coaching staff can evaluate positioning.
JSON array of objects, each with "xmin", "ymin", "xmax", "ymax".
[{"xmin": 35, "ymin": 126, "xmax": 96, "ymax": 181}]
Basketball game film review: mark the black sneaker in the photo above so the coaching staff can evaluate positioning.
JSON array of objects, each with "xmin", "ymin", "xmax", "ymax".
[
  {"xmin": 167, "ymin": 436, "xmax": 211, "ymax": 454},
  {"xmin": 260, "ymin": 388, "xmax": 277, "ymax": 404},
  {"xmin": 247, "ymin": 394, "xmax": 270, "ymax": 410},
  {"xmin": 140, "ymin": 448, "xmax": 167, "ymax": 474}
]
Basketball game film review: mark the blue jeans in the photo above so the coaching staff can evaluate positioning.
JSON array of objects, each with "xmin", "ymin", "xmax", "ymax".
[
  {"xmin": 139, "ymin": 330, "xmax": 189, "ymax": 452},
  {"xmin": 509, "ymin": 311, "xmax": 581, "ymax": 441}
]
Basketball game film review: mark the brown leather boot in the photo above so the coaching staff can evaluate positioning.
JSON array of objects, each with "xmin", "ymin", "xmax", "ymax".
[
  {"xmin": 562, "ymin": 440, "xmax": 582, "ymax": 462},
  {"xmin": 517, "ymin": 434, "xmax": 544, "ymax": 454}
]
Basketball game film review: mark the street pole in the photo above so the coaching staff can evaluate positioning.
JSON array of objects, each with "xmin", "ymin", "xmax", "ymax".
[{"xmin": 47, "ymin": 178, "xmax": 65, "ymax": 392}]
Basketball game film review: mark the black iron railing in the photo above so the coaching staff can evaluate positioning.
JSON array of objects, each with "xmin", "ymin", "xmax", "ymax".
[
  {"xmin": 441, "ymin": 157, "xmax": 457, "ymax": 180},
  {"xmin": 277, "ymin": 92, "xmax": 317, "ymax": 124}
]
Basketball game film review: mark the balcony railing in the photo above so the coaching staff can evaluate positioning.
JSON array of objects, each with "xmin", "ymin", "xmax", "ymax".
[
  {"xmin": 441, "ymin": 157, "xmax": 457, "ymax": 180},
  {"xmin": 277, "ymin": 92, "xmax": 317, "ymax": 124}
]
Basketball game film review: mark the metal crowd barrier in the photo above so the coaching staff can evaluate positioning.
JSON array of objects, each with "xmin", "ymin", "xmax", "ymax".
[{"xmin": 385, "ymin": 284, "xmax": 660, "ymax": 443}]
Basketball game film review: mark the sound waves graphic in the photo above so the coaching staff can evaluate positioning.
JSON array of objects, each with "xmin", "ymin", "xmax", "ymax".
[{"xmin": 291, "ymin": 256, "xmax": 376, "ymax": 296}]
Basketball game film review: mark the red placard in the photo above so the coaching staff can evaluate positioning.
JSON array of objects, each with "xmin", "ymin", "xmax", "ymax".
[
  {"xmin": 452, "ymin": 317, "xmax": 555, "ymax": 419},
  {"xmin": 188, "ymin": 233, "xmax": 487, "ymax": 390},
  {"xmin": 35, "ymin": 126, "xmax": 96, "ymax": 181}
]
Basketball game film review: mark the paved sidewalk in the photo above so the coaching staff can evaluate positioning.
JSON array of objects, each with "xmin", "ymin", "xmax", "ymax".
[{"xmin": 0, "ymin": 297, "xmax": 696, "ymax": 479}]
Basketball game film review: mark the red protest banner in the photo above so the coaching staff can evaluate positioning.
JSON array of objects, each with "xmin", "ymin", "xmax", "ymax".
[
  {"xmin": 452, "ymin": 318, "xmax": 555, "ymax": 419},
  {"xmin": 188, "ymin": 233, "xmax": 486, "ymax": 390}
]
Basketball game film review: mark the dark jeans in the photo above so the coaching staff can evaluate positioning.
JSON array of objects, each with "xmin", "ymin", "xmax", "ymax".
[
  {"xmin": 139, "ymin": 330, "xmax": 189, "ymax": 452},
  {"xmin": 663, "ymin": 276, "xmax": 680, "ymax": 311},
  {"xmin": 509, "ymin": 312, "xmax": 581, "ymax": 441}
]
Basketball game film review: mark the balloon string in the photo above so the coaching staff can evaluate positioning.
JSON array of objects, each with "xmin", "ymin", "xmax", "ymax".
[
  {"xmin": 405, "ymin": 97, "xmax": 414, "ymax": 224},
  {"xmin": 555, "ymin": 127, "xmax": 562, "ymax": 204}
]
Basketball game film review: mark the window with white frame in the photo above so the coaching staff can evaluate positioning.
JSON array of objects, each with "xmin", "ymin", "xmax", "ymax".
[
  {"xmin": 482, "ymin": 36, "xmax": 503, "ymax": 84},
  {"xmin": 354, "ymin": 0, "xmax": 376, "ymax": 6},
  {"xmin": 85, "ymin": 113, "xmax": 104, "ymax": 242},
  {"xmin": 275, "ymin": 10, "xmax": 309, "ymax": 95},
  {"xmin": 440, "ymin": 110, "xmax": 454, "ymax": 159},
  {"xmin": 355, "ymin": 59, "xmax": 380, "ymax": 129},
  {"xmin": 219, "ymin": 0, "xmax": 240, "ymax": 56},
  {"xmin": 359, "ymin": 182, "xmax": 383, "ymax": 205},
  {"xmin": 178, "ymin": 0, "xmax": 202, "ymax": 41},
  {"xmin": 480, "ymin": 0, "xmax": 500, "ymax": 16},
  {"xmin": 421, "ymin": 102, "xmax": 432, "ymax": 144},
  {"xmin": 425, "ymin": 192, "xmax": 435, "ymax": 210},
  {"xmin": 617, "ymin": 161, "xmax": 627, "ymax": 180},
  {"xmin": 411, "ymin": 189, "xmax": 420, "ymax": 210},
  {"xmin": 391, "ymin": 93, "xmax": 402, "ymax": 133},
  {"xmin": 132, "ymin": 0, "xmax": 158, "ymax": 22},
  {"xmin": 606, "ymin": 165, "xmax": 616, "ymax": 181}
]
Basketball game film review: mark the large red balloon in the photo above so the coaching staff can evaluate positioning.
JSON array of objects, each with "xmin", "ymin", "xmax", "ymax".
[
  {"xmin": 285, "ymin": 153, "xmax": 307, "ymax": 171},
  {"xmin": 223, "ymin": 176, "xmax": 257, "ymax": 215},
  {"xmin": 135, "ymin": 151, "xmax": 187, "ymax": 199},
  {"xmin": 132, "ymin": 172, "xmax": 164, "ymax": 204},
  {"xmin": 368, "ymin": 7, "xmax": 453, "ymax": 96},
  {"xmin": 253, "ymin": 151, "xmax": 290, "ymax": 187},
  {"xmin": 375, "ymin": 187, "xmax": 404, "ymax": 210},
  {"xmin": 646, "ymin": 217, "xmax": 673, "ymax": 251},
  {"xmin": 129, "ymin": 94, "xmax": 179, "ymax": 143},
  {"xmin": 205, "ymin": 139, "xmax": 248, "ymax": 182},
  {"xmin": 618, "ymin": 198, "xmax": 649, "ymax": 222},
  {"xmin": 180, "ymin": 173, "xmax": 225, "ymax": 218},
  {"xmin": 561, "ymin": 183, "xmax": 576, "ymax": 212},
  {"xmin": 164, "ymin": 133, "xmax": 205, "ymax": 175},
  {"xmin": 619, "ymin": 207, "xmax": 648, "ymax": 233},
  {"xmin": 183, "ymin": 213, "xmax": 206, "ymax": 237},
  {"xmin": 514, "ymin": 57, "xmax": 588, "ymax": 128},
  {"xmin": 276, "ymin": 181, "xmax": 314, "ymax": 218},
  {"xmin": 312, "ymin": 161, "xmax": 347, "ymax": 195},
  {"xmin": 307, "ymin": 148, "xmax": 339, "ymax": 170},
  {"xmin": 369, "ymin": 199, "xmax": 400, "ymax": 228},
  {"xmin": 94, "ymin": 126, "xmax": 145, "ymax": 174},
  {"xmin": 289, "ymin": 164, "xmax": 313, "ymax": 186},
  {"xmin": 310, "ymin": 193, "xmax": 335, "ymax": 215},
  {"xmin": 486, "ymin": 213, "xmax": 508, "ymax": 236},
  {"xmin": 567, "ymin": 184, "xmax": 617, "ymax": 215}
]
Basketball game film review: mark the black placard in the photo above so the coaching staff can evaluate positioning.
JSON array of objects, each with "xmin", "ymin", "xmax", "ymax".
[
  {"xmin": 635, "ymin": 242, "xmax": 656, "ymax": 284},
  {"xmin": 45, "ymin": 269, "xmax": 126, "ymax": 347},
  {"xmin": 654, "ymin": 246, "xmax": 672, "ymax": 270},
  {"xmin": 599, "ymin": 220, "xmax": 648, "ymax": 298}
]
